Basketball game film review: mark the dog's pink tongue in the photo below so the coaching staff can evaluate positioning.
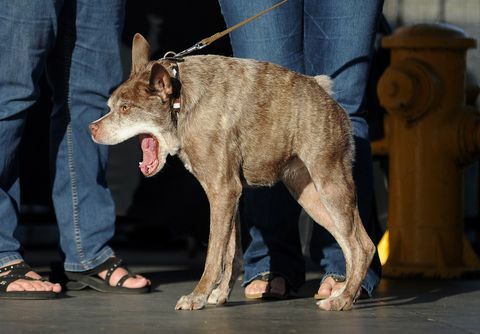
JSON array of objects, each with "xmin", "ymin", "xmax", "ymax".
[{"xmin": 139, "ymin": 134, "xmax": 158, "ymax": 175}]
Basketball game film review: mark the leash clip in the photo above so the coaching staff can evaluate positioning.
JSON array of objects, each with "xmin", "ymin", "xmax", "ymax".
[
  {"xmin": 175, "ymin": 42, "xmax": 207, "ymax": 58},
  {"xmin": 163, "ymin": 42, "xmax": 206, "ymax": 60}
]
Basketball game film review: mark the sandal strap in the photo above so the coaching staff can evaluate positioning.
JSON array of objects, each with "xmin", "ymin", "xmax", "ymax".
[
  {"xmin": 66, "ymin": 257, "xmax": 137, "ymax": 287},
  {"xmin": 254, "ymin": 272, "xmax": 279, "ymax": 282},
  {"xmin": 0, "ymin": 262, "xmax": 31, "ymax": 275},
  {"xmin": 78, "ymin": 257, "xmax": 122, "ymax": 277},
  {"xmin": 104, "ymin": 258, "xmax": 123, "ymax": 286},
  {"xmin": 320, "ymin": 274, "xmax": 346, "ymax": 285},
  {"xmin": 115, "ymin": 273, "xmax": 134, "ymax": 288}
]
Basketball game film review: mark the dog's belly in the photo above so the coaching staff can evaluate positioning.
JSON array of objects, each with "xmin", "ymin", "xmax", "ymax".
[{"xmin": 241, "ymin": 160, "xmax": 286, "ymax": 187}]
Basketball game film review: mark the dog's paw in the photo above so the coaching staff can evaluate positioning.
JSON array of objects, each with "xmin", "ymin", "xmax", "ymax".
[
  {"xmin": 317, "ymin": 294, "xmax": 354, "ymax": 311},
  {"xmin": 175, "ymin": 293, "xmax": 207, "ymax": 311},
  {"xmin": 207, "ymin": 287, "xmax": 229, "ymax": 305}
]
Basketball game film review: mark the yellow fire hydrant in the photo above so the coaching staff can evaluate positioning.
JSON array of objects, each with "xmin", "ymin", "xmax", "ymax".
[{"xmin": 374, "ymin": 23, "xmax": 480, "ymax": 278}]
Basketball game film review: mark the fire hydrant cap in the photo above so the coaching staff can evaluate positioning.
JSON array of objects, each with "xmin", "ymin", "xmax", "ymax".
[{"xmin": 382, "ymin": 23, "xmax": 476, "ymax": 49}]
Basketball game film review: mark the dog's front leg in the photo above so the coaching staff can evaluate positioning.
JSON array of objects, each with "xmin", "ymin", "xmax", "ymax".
[
  {"xmin": 207, "ymin": 214, "xmax": 243, "ymax": 305},
  {"xmin": 175, "ymin": 179, "xmax": 242, "ymax": 311}
]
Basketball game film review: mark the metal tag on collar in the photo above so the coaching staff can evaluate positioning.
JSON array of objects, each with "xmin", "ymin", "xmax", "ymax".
[
  {"xmin": 172, "ymin": 102, "xmax": 181, "ymax": 110},
  {"xmin": 171, "ymin": 67, "xmax": 178, "ymax": 78}
]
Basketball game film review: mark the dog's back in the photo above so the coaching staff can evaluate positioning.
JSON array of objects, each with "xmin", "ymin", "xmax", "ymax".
[{"xmin": 173, "ymin": 55, "xmax": 353, "ymax": 187}]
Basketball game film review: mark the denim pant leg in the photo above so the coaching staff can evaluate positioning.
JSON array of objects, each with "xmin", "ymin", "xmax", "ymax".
[
  {"xmin": 47, "ymin": 0, "xmax": 126, "ymax": 271},
  {"xmin": 219, "ymin": 0, "xmax": 383, "ymax": 294},
  {"xmin": 304, "ymin": 0, "xmax": 384, "ymax": 296},
  {"xmin": 0, "ymin": 1, "xmax": 60, "ymax": 267},
  {"xmin": 219, "ymin": 0, "xmax": 306, "ymax": 289},
  {"xmin": 241, "ymin": 185, "xmax": 305, "ymax": 289}
]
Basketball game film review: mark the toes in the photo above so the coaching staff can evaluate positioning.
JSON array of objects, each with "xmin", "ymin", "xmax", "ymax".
[
  {"xmin": 175, "ymin": 295, "xmax": 191, "ymax": 310},
  {"xmin": 175, "ymin": 294, "xmax": 207, "ymax": 310},
  {"xmin": 245, "ymin": 280, "xmax": 268, "ymax": 295},
  {"xmin": 6, "ymin": 282, "xmax": 26, "ymax": 292},
  {"xmin": 317, "ymin": 298, "xmax": 333, "ymax": 311},
  {"xmin": 123, "ymin": 275, "xmax": 149, "ymax": 289},
  {"xmin": 317, "ymin": 281, "xmax": 334, "ymax": 299},
  {"xmin": 207, "ymin": 288, "xmax": 221, "ymax": 305},
  {"xmin": 51, "ymin": 283, "xmax": 62, "ymax": 293},
  {"xmin": 39, "ymin": 281, "xmax": 61, "ymax": 292},
  {"xmin": 317, "ymin": 294, "xmax": 353, "ymax": 311},
  {"xmin": 19, "ymin": 281, "xmax": 36, "ymax": 291},
  {"xmin": 31, "ymin": 281, "xmax": 47, "ymax": 291},
  {"xmin": 6, "ymin": 280, "xmax": 42, "ymax": 292},
  {"xmin": 207, "ymin": 287, "xmax": 229, "ymax": 305},
  {"xmin": 317, "ymin": 277, "xmax": 348, "ymax": 300}
]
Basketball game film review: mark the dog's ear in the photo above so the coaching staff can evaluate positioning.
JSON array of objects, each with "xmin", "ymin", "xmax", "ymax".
[
  {"xmin": 131, "ymin": 33, "xmax": 150, "ymax": 75},
  {"xmin": 149, "ymin": 63, "xmax": 173, "ymax": 101}
]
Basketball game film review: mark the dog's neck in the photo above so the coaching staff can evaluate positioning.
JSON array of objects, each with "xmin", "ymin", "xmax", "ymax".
[{"xmin": 170, "ymin": 58, "xmax": 210, "ymax": 116}]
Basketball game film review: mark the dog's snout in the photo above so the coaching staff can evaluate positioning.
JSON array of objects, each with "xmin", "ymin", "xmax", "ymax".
[{"xmin": 89, "ymin": 122, "xmax": 99, "ymax": 136}]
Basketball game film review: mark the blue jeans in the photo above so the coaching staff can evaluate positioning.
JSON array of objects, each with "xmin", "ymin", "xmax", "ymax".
[
  {"xmin": 0, "ymin": 0, "xmax": 125, "ymax": 271},
  {"xmin": 219, "ymin": 0, "xmax": 383, "ymax": 295}
]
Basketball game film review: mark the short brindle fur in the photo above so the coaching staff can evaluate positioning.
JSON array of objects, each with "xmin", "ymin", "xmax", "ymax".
[{"xmin": 90, "ymin": 34, "xmax": 375, "ymax": 311}]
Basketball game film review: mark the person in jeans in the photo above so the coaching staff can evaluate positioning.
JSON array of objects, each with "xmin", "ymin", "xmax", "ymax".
[
  {"xmin": 0, "ymin": 0, "xmax": 149, "ymax": 298},
  {"xmin": 218, "ymin": 0, "xmax": 383, "ymax": 300}
]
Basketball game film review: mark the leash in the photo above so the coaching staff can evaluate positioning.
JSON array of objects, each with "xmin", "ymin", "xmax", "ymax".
[
  {"xmin": 163, "ymin": 0, "xmax": 289, "ymax": 114},
  {"xmin": 163, "ymin": 0, "xmax": 289, "ymax": 59}
]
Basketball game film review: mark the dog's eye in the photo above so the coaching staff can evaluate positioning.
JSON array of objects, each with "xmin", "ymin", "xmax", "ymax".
[{"xmin": 121, "ymin": 105, "xmax": 129, "ymax": 112}]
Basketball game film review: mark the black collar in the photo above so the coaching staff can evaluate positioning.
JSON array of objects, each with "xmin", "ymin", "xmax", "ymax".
[{"xmin": 167, "ymin": 60, "xmax": 182, "ymax": 112}]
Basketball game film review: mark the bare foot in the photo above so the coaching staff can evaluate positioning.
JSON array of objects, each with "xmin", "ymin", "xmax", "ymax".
[
  {"xmin": 316, "ymin": 276, "xmax": 361, "ymax": 300},
  {"xmin": 245, "ymin": 276, "xmax": 286, "ymax": 298},
  {"xmin": 98, "ymin": 266, "xmax": 151, "ymax": 289},
  {"xmin": 0, "ymin": 260, "xmax": 62, "ymax": 293}
]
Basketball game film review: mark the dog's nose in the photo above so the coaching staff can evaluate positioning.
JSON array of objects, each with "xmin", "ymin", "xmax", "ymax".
[{"xmin": 89, "ymin": 123, "xmax": 99, "ymax": 136}]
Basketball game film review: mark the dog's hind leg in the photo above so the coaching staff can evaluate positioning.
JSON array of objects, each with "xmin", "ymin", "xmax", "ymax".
[
  {"xmin": 207, "ymin": 214, "xmax": 243, "ymax": 305},
  {"xmin": 282, "ymin": 157, "xmax": 375, "ymax": 311},
  {"xmin": 175, "ymin": 177, "xmax": 242, "ymax": 310}
]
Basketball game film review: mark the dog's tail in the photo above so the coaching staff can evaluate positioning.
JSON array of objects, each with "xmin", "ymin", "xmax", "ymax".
[{"xmin": 314, "ymin": 75, "xmax": 333, "ymax": 95}]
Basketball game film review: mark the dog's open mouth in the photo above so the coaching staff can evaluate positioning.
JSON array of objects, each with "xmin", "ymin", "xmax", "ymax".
[{"xmin": 139, "ymin": 134, "xmax": 160, "ymax": 177}]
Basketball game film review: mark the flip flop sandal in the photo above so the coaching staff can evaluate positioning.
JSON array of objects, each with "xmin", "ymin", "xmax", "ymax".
[
  {"xmin": 244, "ymin": 272, "xmax": 290, "ymax": 300},
  {"xmin": 64, "ymin": 257, "xmax": 150, "ymax": 294},
  {"xmin": 0, "ymin": 262, "xmax": 58, "ymax": 300},
  {"xmin": 314, "ymin": 275, "xmax": 364, "ymax": 300}
]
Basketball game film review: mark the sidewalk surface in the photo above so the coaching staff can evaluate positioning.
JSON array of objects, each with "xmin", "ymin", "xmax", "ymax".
[{"xmin": 1, "ymin": 249, "xmax": 479, "ymax": 334}]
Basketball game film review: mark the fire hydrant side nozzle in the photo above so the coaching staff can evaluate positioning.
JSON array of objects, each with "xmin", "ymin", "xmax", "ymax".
[{"xmin": 455, "ymin": 108, "xmax": 480, "ymax": 166}]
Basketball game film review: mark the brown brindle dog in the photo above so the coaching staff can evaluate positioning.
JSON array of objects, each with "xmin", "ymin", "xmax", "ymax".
[{"xmin": 90, "ymin": 33, "xmax": 375, "ymax": 311}]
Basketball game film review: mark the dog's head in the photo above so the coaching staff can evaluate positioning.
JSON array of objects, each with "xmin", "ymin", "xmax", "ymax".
[{"xmin": 90, "ymin": 33, "xmax": 178, "ymax": 177}]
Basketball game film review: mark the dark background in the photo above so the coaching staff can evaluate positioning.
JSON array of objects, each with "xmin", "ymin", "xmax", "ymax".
[
  {"xmin": 19, "ymin": 0, "xmax": 233, "ymax": 251},
  {"xmin": 17, "ymin": 0, "xmax": 480, "ymax": 255}
]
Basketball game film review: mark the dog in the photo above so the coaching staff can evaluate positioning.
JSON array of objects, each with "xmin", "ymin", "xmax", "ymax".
[{"xmin": 89, "ymin": 33, "xmax": 375, "ymax": 311}]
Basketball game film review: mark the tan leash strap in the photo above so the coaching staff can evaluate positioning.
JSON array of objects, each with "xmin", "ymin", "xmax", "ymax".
[
  {"xmin": 200, "ymin": 0, "xmax": 288, "ymax": 47},
  {"xmin": 167, "ymin": 0, "xmax": 289, "ymax": 58}
]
